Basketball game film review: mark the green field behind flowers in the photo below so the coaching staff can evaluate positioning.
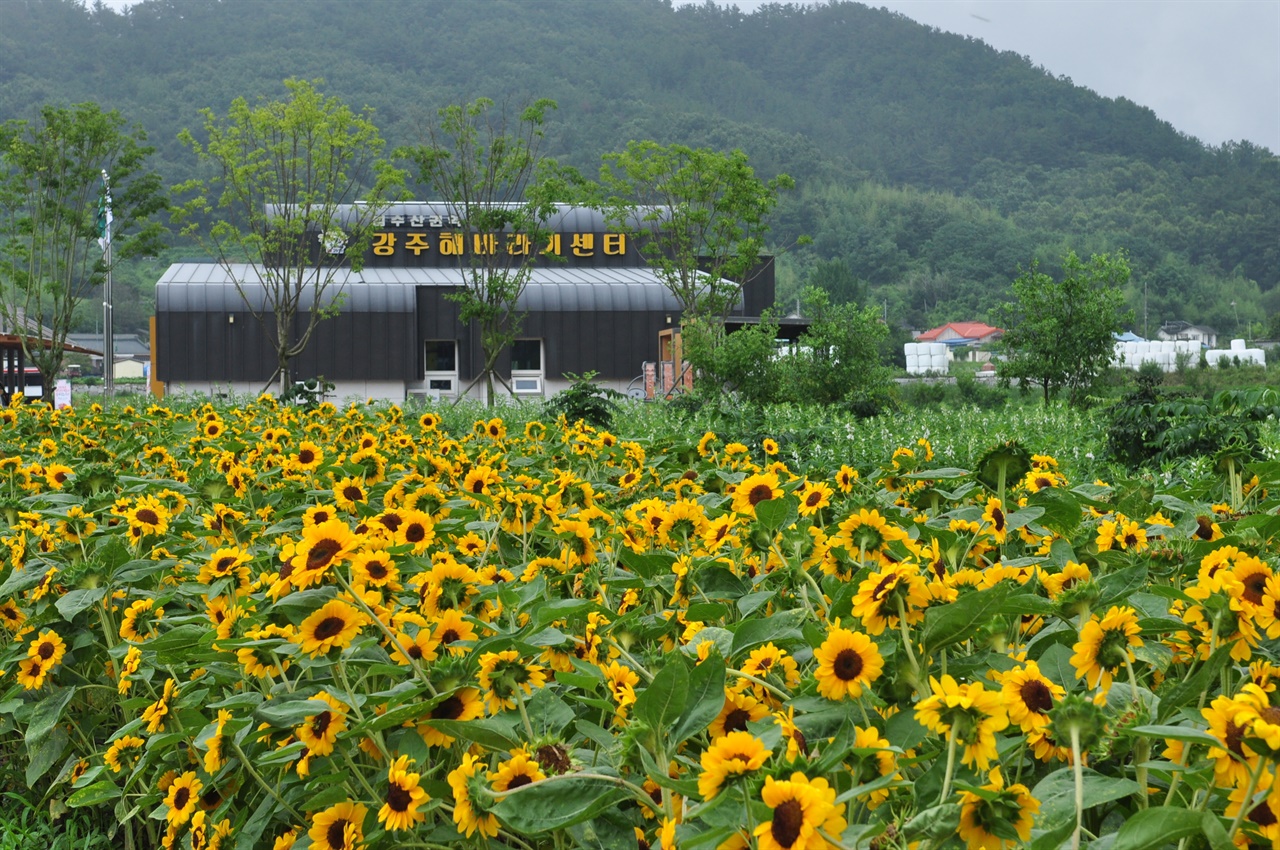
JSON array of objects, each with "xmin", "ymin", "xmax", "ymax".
[{"xmin": 0, "ymin": 394, "xmax": 1278, "ymax": 849}]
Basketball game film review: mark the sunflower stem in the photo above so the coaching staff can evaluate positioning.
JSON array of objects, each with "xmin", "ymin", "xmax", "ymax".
[
  {"xmin": 231, "ymin": 738, "xmax": 305, "ymax": 823},
  {"xmin": 333, "ymin": 569, "xmax": 437, "ymax": 697},
  {"xmin": 1227, "ymin": 756, "xmax": 1267, "ymax": 840},
  {"xmin": 939, "ymin": 726, "xmax": 958, "ymax": 802},
  {"xmin": 895, "ymin": 596, "xmax": 924, "ymax": 694},
  {"xmin": 514, "ymin": 686, "xmax": 535, "ymax": 740},
  {"xmin": 1070, "ymin": 725, "xmax": 1084, "ymax": 850},
  {"xmin": 727, "ymin": 668, "xmax": 791, "ymax": 703}
]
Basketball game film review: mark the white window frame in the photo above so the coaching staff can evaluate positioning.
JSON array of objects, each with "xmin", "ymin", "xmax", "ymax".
[
  {"xmin": 511, "ymin": 339, "xmax": 544, "ymax": 396},
  {"xmin": 424, "ymin": 340, "xmax": 458, "ymax": 398}
]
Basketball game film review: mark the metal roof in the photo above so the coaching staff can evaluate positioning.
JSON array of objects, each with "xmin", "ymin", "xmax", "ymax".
[
  {"xmin": 265, "ymin": 202, "xmax": 667, "ymax": 233},
  {"xmin": 156, "ymin": 263, "xmax": 733, "ymax": 313}
]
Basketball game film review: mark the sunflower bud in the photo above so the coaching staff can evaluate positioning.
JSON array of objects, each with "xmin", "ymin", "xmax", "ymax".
[{"xmin": 1049, "ymin": 693, "xmax": 1108, "ymax": 754}]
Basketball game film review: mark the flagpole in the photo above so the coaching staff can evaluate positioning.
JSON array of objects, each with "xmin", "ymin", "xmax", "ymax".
[{"xmin": 100, "ymin": 171, "xmax": 114, "ymax": 399}]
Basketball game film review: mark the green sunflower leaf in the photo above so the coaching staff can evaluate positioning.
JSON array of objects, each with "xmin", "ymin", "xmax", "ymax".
[{"xmin": 489, "ymin": 775, "xmax": 629, "ymax": 834}]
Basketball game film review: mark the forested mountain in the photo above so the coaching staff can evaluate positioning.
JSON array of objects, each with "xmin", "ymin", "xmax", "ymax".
[{"xmin": 2, "ymin": 0, "xmax": 1276, "ymax": 334}]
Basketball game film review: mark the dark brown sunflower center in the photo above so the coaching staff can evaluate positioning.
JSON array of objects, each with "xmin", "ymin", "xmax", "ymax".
[
  {"xmin": 440, "ymin": 629, "xmax": 460, "ymax": 644},
  {"xmin": 434, "ymin": 695, "xmax": 463, "ymax": 720},
  {"xmin": 298, "ymin": 449, "xmax": 315, "ymax": 464},
  {"xmin": 307, "ymin": 540, "xmax": 342, "ymax": 571},
  {"xmin": 312, "ymin": 711, "xmax": 333, "ymax": 735},
  {"xmin": 1195, "ymin": 516, "xmax": 1215, "ymax": 540},
  {"xmin": 405, "ymin": 524, "xmax": 426, "ymax": 543},
  {"xmin": 990, "ymin": 508, "xmax": 1005, "ymax": 532},
  {"xmin": 747, "ymin": 484, "xmax": 774, "ymax": 506},
  {"xmin": 506, "ymin": 774, "xmax": 533, "ymax": 790},
  {"xmin": 723, "ymin": 708, "xmax": 751, "ymax": 734},
  {"xmin": 771, "ymin": 799, "xmax": 805, "ymax": 848},
  {"xmin": 536, "ymin": 743, "xmax": 571, "ymax": 775},
  {"xmin": 53, "ymin": 471, "xmax": 67, "ymax": 483},
  {"xmin": 386, "ymin": 782, "xmax": 412, "ymax": 812},
  {"xmin": 136, "ymin": 509, "xmax": 159, "ymax": 525},
  {"xmin": 1252, "ymin": 800, "xmax": 1279, "ymax": 827},
  {"xmin": 313, "ymin": 510, "xmax": 331, "ymax": 523},
  {"xmin": 833, "ymin": 648, "xmax": 864, "ymax": 681},
  {"xmin": 408, "ymin": 645, "xmax": 423, "ymax": 659},
  {"xmin": 343, "ymin": 486, "xmax": 363, "ymax": 502},
  {"xmin": 471, "ymin": 479, "xmax": 486, "ymax": 493},
  {"xmin": 1019, "ymin": 679, "xmax": 1054, "ymax": 713},
  {"xmin": 805, "ymin": 491, "xmax": 823, "ymax": 507},
  {"xmin": 1243, "ymin": 572, "xmax": 1268, "ymax": 606},
  {"xmin": 366, "ymin": 562, "xmax": 389, "ymax": 579},
  {"xmin": 215, "ymin": 557, "xmax": 236, "ymax": 572},
  {"xmin": 37, "ymin": 641, "xmax": 54, "ymax": 660},
  {"xmin": 380, "ymin": 514, "xmax": 403, "ymax": 532},
  {"xmin": 172, "ymin": 787, "xmax": 190, "ymax": 811},
  {"xmin": 326, "ymin": 819, "xmax": 350, "ymax": 849},
  {"xmin": 313, "ymin": 617, "xmax": 346, "ymax": 640},
  {"xmin": 1225, "ymin": 720, "xmax": 1247, "ymax": 757}
]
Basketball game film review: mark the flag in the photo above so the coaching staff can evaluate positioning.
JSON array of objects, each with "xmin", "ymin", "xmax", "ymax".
[{"xmin": 97, "ymin": 170, "xmax": 113, "ymax": 255}]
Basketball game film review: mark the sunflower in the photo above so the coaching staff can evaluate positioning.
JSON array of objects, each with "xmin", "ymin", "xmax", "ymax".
[
  {"xmin": 1203, "ymin": 691, "xmax": 1264, "ymax": 787},
  {"xmin": 796, "ymin": 481, "xmax": 834, "ymax": 517},
  {"xmin": 742, "ymin": 643, "xmax": 801, "ymax": 691},
  {"xmin": 418, "ymin": 688, "xmax": 484, "ymax": 747},
  {"xmin": 104, "ymin": 735, "xmax": 145, "ymax": 773},
  {"xmin": 601, "ymin": 661, "xmax": 640, "ymax": 719},
  {"xmin": 1000, "ymin": 661, "xmax": 1064, "ymax": 733},
  {"xmin": 199, "ymin": 547, "xmax": 252, "ymax": 586},
  {"xmin": 295, "ymin": 693, "xmax": 349, "ymax": 757},
  {"xmin": 698, "ymin": 731, "xmax": 771, "ymax": 800},
  {"xmin": 448, "ymin": 753, "xmax": 500, "ymax": 838},
  {"xmin": 289, "ymin": 441, "xmax": 325, "ymax": 474},
  {"xmin": 835, "ymin": 508, "xmax": 909, "ymax": 563},
  {"xmin": 142, "ymin": 678, "xmax": 179, "ymax": 733},
  {"xmin": 394, "ymin": 509, "xmax": 436, "ymax": 554},
  {"xmin": 813, "ymin": 627, "xmax": 883, "ymax": 701},
  {"xmin": 389, "ymin": 629, "xmax": 439, "ymax": 667},
  {"xmin": 418, "ymin": 557, "xmax": 481, "ymax": 616},
  {"xmin": 165, "ymin": 771, "xmax": 203, "ymax": 826},
  {"xmin": 846, "ymin": 726, "xmax": 900, "ymax": 809},
  {"xmin": 288, "ymin": 520, "xmax": 360, "ymax": 589},
  {"xmin": 697, "ymin": 431, "xmax": 720, "ymax": 458},
  {"xmin": 27, "ymin": 629, "xmax": 66, "ymax": 667},
  {"xmin": 16, "ymin": 655, "xmax": 50, "ymax": 691},
  {"xmin": 125, "ymin": 495, "xmax": 170, "ymax": 538},
  {"xmin": 331, "ymin": 476, "xmax": 367, "ymax": 513},
  {"xmin": 350, "ymin": 550, "xmax": 399, "ymax": 589},
  {"xmin": 378, "ymin": 755, "xmax": 429, "ymax": 832},
  {"xmin": 236, "ymin": 624, "xmax": 294, "ymax": 679},
  {"xmin": 762, "ymin": 438, "xmax": 780, "ymax": 456},
  {"xmin": 981, "ymin": 498, "xmax": 1009, "ymax": 544},
  {"xmin": 491, "ymin": 750, "xmax": 546, "ymax": 792},
  {"xmin": 849, "ymin": 563, "xmax": 930, "ymax": 635},
  {"xmin": 432, "ymin": 609, "xmax": 478, "ymax": 655},
  {"xmin": 297, "ymin": 599, "xmax": 365, "ymax": 657},
  {"xmin": 462, "ymin": 465, "xmax": 502, "ymax": 499},
  {"xmin": 957, "ymin": 770, "xmax": 1039, "ymax": 850},
  {"xmin": 709, "ymin": 688, "xmax": 772, "ymax": 738},
  {"xmin": 731, "ymin": 472, "xmax": 782, "ymax": 517},
  {"xmin": 203, "ymin": 709, "xmax": 234, "ymax": 774},
  {"xmin": 914, "ymin": 675, "xmax": 1010, "ymax": 771},
  {"xmin": 308, "ymin": 801, "xmax": 367, "ymax": 850},
  {"xmin": 754, "ymin": 772, "xmax": 847, "ymax": 850},
  {"xmin": 117, "ymin": 645, "xmax": 142, "ymax": 694},
  {"xmin": 478, "ymin": 650, "xmax": 547, "ymax": 714},
  {"xmin": 119, "ymin": 598, "xmax": 164, "ymax": 641},
  {"xmin": 1069, "ymin": 606, "xmax": 1143, "ymax": 690}
]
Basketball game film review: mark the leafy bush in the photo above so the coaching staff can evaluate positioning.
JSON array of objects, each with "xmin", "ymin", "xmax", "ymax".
[{"xmin": 541, "ymin": 371, "xmax": 625, "ymax": 428}]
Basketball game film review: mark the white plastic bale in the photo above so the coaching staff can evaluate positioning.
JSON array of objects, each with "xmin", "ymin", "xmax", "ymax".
[
  {"xmin": 1232, "ymin": 339, "xmax": 1247, "ymax": 351},
  {"xmin": 905, "ymin": 343, "xmax": 919, "ymax": 356}
]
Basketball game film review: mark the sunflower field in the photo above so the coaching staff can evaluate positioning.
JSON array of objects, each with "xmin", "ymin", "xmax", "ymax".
[{"xmin": 1, "ymin": 393, "xmax": 1278, "ymax": 850}]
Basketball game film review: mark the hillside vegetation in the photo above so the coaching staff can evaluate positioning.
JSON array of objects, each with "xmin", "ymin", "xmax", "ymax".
[{"xmin": 1, "ymin": 0, "xmax": 1276, "ymax": 335}]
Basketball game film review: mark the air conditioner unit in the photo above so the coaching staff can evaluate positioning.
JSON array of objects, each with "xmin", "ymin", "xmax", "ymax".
[{"xmin": 512, "ymin": 376, "xmax": 543, "ymax": 394}]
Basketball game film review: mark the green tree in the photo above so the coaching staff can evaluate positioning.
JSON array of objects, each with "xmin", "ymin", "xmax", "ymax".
[
  {"xmin": 598, "ymin": 141, "xmax": 794, "ymax": 323},
  {"xmin": 0, "ymin": 102, "xmax": 165, "ymax": 398},
  {"xmin": 175, "ymin": 79, "xmax": 403, "ymax": 394},
  {"xmin": 398, "ymin": 98, "xmax": 560, "ymax": 406},
  {"xmin": 777, "ymin": 287, "xmax": 894, "ymax": 414},
  {"xmin": 993, "ymin": 251, "xmax": 1134, "ymax": 406}
]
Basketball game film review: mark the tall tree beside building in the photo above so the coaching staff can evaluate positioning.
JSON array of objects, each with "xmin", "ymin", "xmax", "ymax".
[
  {"xmin": 596, "ymin": 142, "xmax": 794, "ymax": 392},
  {"xmin": 175, "ymin": 79, "xmax": 403, "ymax": 394},
  {"xmin": 0, "ymin": 102, "xmax": 165, "ymax": 398},
  {"xmin": 993, "ymin": 250, "xmax": 1134, "ymax": 406},
  {"xmin": 398, "ymin": 97, "xmax": 560, "ymax": 406}
]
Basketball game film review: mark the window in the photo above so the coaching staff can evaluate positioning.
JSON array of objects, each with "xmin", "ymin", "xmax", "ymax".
[
  {"xmin": 424, "ymin": 340, "xmax": 457, "ymax": 373},
  {"xmin": 423, "ymin": 340, "xmax": 458, "ymax": 398},
  {"xmin": 511, "ymin": 339, "xmax": 542, "ymax": 373},
  {"xmin": 511, "ymin": 339, "xmax": 543, "ymax": 395}
]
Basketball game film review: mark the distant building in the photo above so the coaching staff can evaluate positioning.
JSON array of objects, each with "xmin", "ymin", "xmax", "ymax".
[
  {"xmin": 1157, "ymin": 321, "xmax": 1217, "ymax": 349},
  {"xmin": 153, "ymin": 203, "xmax": 780, "ymax": 403},
  {"xmin": 915, "ymin": 321, "xmax": 1004, "ymax": 346},
  {"xmin": 67, "ymin": 332, "xmax": 151, "ymax": 380}
]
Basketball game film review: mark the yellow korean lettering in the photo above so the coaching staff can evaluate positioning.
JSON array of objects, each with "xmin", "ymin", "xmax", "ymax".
[
  {"xmin": 372, "ymin": 232, "xmax": 396, "ymax": 256},
  {"xmin": 571, "ymin": 233, "xmax": 595, "ymax": 257},
  {"xmin": 604, "ymin": 233, "xmax": 626, "ymax": 256},
  {"xmin": 472, "ymin": 233, "xmax": 497, "ymax": 255},
  {"xmin": 404, "ymin": 233, "xmax": 430, "ymax": 256},
  {"xmin": 439, "ymin": 233, "xmax": 464, "ymax": 256},
  {"xmin": 543, "ymin": 233, "xmax": 562, "ymax": 256},
  {"xmin": 507, "ymin": 234, "xmax": 531, "ymax": 256}
]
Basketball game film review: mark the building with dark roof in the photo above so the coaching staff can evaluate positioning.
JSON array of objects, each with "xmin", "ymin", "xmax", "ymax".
[{"xmin": 154, "ymin": 203, "xmax": 778, "ymax": 402}]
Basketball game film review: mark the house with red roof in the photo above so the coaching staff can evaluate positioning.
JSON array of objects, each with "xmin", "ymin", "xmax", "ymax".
[{"xmin": 915, "ymin": 321, "xmax": 1003, "ymax": 345}]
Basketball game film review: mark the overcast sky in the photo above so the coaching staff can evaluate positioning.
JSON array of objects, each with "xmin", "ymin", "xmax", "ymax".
[{"xmin": 97, "ymin": 0, "xmax": 1279, "ymax": 152}]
